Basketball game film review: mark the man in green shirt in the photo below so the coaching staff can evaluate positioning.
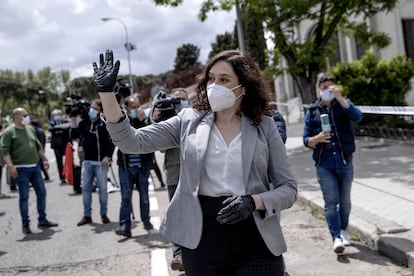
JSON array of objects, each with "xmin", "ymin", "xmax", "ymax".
[{"xmin": 1, "ymin": 107, "xmax": 58, "ymax": 234}]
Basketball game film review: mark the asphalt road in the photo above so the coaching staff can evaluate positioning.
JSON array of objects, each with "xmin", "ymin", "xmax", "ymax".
[{"xmin": 0, "ymin": 144, "xmax": 411, "ymax": 276}]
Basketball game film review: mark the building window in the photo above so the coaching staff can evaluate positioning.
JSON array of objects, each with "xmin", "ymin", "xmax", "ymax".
[
  {"xmin": 328, "ymin": 31, "xmax": 341, "ymax": 67},
  {"xmin": 356, "ymin": 42, "xmax": 367, "ymax": 60},
  {"xmin": 402, "ymin": 19, "xmax": 414, "ymax": 66}
]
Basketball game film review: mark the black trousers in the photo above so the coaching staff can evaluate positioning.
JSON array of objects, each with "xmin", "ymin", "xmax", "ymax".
[
  {"xmin": 181, "ymin": 195, "xmax": 284, "ymax": 276},
  {"xmin": 53, "ymin": 147, "xmax": 65, "ymax": 181}
]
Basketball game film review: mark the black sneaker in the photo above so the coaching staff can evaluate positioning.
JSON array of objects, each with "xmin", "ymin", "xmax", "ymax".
[
  {"xmin": 22, "ymin": 225, "xmax": 32, "ymax": 234},
  {"xmin": 144, "ymin": 221, "xmax": 154, "ymax": 231},
  {"xmin": 115, "ymin": 227, "xmax": 132, "ymax": 238},
  {"xmin": 38, "ymin": 220, "xmax": 58, "ymax": 228}
]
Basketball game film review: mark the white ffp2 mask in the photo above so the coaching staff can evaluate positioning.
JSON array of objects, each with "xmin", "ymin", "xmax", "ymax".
[
  {"xmin": 22, "ymin": 116, "xmax": 31, "ymax": 126},
  {"xmin": 320, "ymin": 89, "xmax": 334, "ymax": 102},
  {"xmin": 207, "ymin": 83, "xmax": 243, "ymax": 112}
]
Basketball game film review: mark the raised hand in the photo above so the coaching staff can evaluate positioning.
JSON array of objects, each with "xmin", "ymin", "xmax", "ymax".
[
  {"xmin": 216, "ymin": 195, "xmax": 256, "ymax": 224},
  {"xmin": 93, "ymin": 49, "xmax": 120, "ymax": 93}
]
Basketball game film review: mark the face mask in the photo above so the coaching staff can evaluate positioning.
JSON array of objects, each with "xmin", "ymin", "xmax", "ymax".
[
  {"xmin": 129, "ymin": 109, "xmax": 137, "ymax": 119},
  {"xmin": 180, "ymin": 100, "xmax": 189, "ymax": 109},
  {"xmin": 320, "ymin": 89, "xmax": 334, "ymax": 102},
  {"xmin": 88, "ymin": 108, "xmax": 98, "ymax": 119},
  {"xmin": 54, "ymin": 115, "xmax": 62, "ymax": 122},
  {"xmin": 207, "ymin": 83, "xmax": 243, "ymax": 112},
  {"xmin": 22, "ymin": 115, "xmax": 31, "ymax": 126},
  {"xmin": 176, "ymin": 100, "xmax": 190, "ymax": 112}
]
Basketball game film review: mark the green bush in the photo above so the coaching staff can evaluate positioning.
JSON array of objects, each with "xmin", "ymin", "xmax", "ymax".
[{"xmin": 329, "ymin": 51, "xmax": 414, "ymax": 127}]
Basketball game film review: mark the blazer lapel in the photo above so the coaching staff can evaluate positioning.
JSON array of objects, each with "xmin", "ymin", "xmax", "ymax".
[
  {"xmin": 195, "ymin": 112, "xmax": 214, "ymax": 174},
  {"xmin": 241, "ymin": 116, "xmax": 257, "ymax": 188}
]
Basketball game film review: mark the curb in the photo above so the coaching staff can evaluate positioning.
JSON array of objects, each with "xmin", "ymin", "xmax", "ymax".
[{"xmin": 297, "ymin": 191, "xmax": 414, "ymax": 271}]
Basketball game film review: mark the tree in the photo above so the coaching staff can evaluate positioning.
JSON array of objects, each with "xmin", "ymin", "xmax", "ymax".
[
  {"xmin": 174, "ymin": 43, "xmax": 200, "ymax": 73},
  {"xmin": 0, "ymin": 68, "xmax": 89, "ymax": 123},
  {"xmin": 69, "ymin": 77, "xmax": 95, "ymax": 101},
  {"xmin": 0, "ymin": 70, "xmax": 38, "ymax": 121},
  {"xmin": 241, "ymin": 3, "xmax": 267, "ymax": 70},
  {"xmin": 154, "ymin": 0, "xmax": 397, "ymax": 105},
  {"xmin": 209, "ymin": 32, "xmax": 237, "ymax": 59},
  {"xmin": 0, "ymin": 71, "xmax": 24, "ymax": 122},
  {"xmin": 330, "ymin": 51, "xmax": 414, "ymax": 106},
  {"xmin": 136, "ymin": 73, "xmax": 170, "ymax": 103},
  {"xmin": 58, "ymin": 69, "xmax": 72, "ymax": 94},
  {"xmin": 330, "ymin": 51, "xmax": 414, "ymax": 128}
]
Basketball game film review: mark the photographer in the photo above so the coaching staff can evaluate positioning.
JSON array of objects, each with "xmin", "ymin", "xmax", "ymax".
[
  {"xmin": 70, "ymin": 99, "xmax": 115, "ymax": 226},
  {"xmin": 303, "ymin": 75, "xmax": 362, "ymax": 254},
  {"xmin": 151, "ymin": 87, "xmax": 190, "ymax": 271},
  {"xmin": 48, "ymin": 109, "xmax": 71, "ymax": 184}
]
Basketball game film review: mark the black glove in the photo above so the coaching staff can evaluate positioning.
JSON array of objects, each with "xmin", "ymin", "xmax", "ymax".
[
  {"xmin": 216, "ymin": 195, "xmax": 256, "ymax": 225},
  {"xmin": 92, "ymin": 49, "xmax": 120, "ymax": 93}
]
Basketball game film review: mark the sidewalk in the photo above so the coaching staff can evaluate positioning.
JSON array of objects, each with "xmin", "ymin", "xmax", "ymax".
[{"xmin": 285, "ymin": 121, "xmax": 414, "ymax": 271}]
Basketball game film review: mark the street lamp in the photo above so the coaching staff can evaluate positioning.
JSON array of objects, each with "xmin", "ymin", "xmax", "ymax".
[
  {"xmin": 235, "ymin": 0, "xmax": 245, "ymax": 52},
  {"xmin": 101, "ymin": 17, "xmax": 136, "ymax": 95}
]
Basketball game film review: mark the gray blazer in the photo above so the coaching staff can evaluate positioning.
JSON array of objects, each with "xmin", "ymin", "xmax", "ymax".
[{"xmin": 107, "ymin": 108, "xmax": 297, "ymax": 256}]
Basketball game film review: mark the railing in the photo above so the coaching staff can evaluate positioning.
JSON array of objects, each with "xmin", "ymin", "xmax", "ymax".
[{"xmin": 355, "ymin": 126, "xmax": 414, "ymax": 142}]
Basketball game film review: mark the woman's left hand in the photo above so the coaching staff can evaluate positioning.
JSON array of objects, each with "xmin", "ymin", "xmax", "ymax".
[{"xmin": 216, "ymin": 195, "xmax": 256, "ymax": 224}]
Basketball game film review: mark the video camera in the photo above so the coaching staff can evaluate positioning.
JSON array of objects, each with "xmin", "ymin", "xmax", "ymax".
[
  {"xmin": 152, "ymin": 89, "xmax": 181, "ymax": 122},
  {"xmin": 65, "ymin": 93, "xmax": 90, "ymax": 118},
  {"xmin": 114, "ymin": 79, "xmax": 131, "ymax": 99}
]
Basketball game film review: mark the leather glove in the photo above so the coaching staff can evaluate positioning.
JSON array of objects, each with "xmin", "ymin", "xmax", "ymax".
[
  {"xmin": 216, "ymin": 195, "xmax": 256, "ymax": 225},
  {"xmin": 92, "ymin": 49, "xmax": 120, "ymax": 93}
]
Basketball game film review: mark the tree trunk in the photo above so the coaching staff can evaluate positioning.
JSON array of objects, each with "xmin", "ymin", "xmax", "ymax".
[{"xmin": 292, "ymin": 73, "xmax": 318, "ymax": 105}]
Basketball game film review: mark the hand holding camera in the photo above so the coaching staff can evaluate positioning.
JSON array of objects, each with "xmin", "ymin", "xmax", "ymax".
[
  {"xmin": 93, "ymin": 49, "xmax": 120, "ymax": 93},
  {"xmin": 151, "ymin": 89, "xmax": 182, "ymax": 122}
]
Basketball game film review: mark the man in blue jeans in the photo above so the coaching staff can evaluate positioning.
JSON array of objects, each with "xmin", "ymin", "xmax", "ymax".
[
  {"xmin": 303, "ymin": 75, "xmax": 362, "ymax": 254},
  {"xmin": 1, "ymin": 107, "xmax": 58, "ymax": 234},
  {"xmin": 115, "ymin": 96, "xmax": 154, "ymax": 238},
  {"xmin": 70, "ymin": 100, "xmax": 115, "ymax": 226}
]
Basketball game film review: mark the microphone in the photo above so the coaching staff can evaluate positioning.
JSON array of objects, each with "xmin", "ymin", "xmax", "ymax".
[{"xmin": 320, "ymin": 114, "xmax": 331, "ymax": 132}]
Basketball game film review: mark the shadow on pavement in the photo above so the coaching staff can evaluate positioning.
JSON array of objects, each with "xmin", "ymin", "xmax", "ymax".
[
  {"xmin": 338, "ymin": 243, "xmax": 406, "ymax": 267},
  {"xmin": 90, "ymin": 222, "xmax": 118, "ymax": 234},
  {"xmin": 132, "ymin": 231, "xmax": 171, "ymax": 249},
  {"xmin": 18, "ymin": 228, "xmax": 59, "ymax": 242}
]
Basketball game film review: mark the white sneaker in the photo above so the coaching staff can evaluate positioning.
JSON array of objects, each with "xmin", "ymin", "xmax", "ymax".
[
  {"xmin": 340, "ymin": 229, "xmax": 352, "ymax": 246},
  {"xmin": 333, "ymin": 237, "xmax": 345, "ymax": 254}
]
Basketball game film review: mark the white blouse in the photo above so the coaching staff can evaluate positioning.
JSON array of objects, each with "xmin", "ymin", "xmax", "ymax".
[{"xmin": 198, "ymin": 124, "xmax": 245, "ymax": 197}]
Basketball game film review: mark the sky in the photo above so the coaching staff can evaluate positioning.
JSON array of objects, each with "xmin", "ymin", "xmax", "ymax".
[{"xmin": 0, "ymin": 0, "xmax": 236, "ymax": 79}]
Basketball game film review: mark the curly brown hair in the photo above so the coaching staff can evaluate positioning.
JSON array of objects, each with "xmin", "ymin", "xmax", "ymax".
[{"xmin": 193, "ymin": 50, "xmax": 271, "ymax": 125}]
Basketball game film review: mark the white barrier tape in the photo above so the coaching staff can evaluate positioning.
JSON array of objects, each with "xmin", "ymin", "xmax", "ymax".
[
  {"xmin": 357, "ymin": 106, "xmax": 414, "ymax": 115},
  {"xmin": 270, "ymin": 101, "xmax": 310, "ymax": 109},
  {"xmin": 271, "ymin": 101, "xmax": 414, "ymax": 115}
]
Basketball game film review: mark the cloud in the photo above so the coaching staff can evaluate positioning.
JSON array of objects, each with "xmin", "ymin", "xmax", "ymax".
[{"xmin": 0, "ymin": 0, "xmax": 236, "ymax": 79}]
